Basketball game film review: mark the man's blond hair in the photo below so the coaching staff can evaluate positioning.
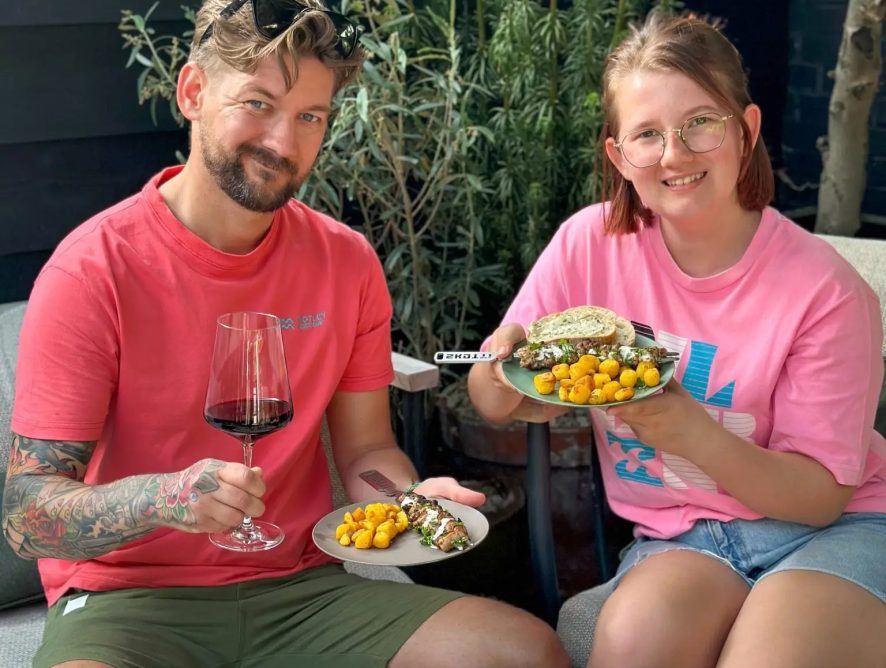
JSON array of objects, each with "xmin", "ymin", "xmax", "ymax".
[{"xmin": 190, "ymin": 0, "xmax": 363, "ymax": 92}]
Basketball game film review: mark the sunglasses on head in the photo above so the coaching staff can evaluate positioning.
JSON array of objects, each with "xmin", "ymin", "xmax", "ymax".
[{"xmin": 199, "ymin": 0, "xmax": 361, "ymax": 59}]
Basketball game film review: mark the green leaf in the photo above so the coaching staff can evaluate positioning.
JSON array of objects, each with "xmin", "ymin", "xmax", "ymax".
[
  {"xmin": 135, "ymin": 52, "xmax": 154, "ymax": 68},
  {"xmin": 356, "ymin": 87, "xmax": 369, "ymax": 124}
]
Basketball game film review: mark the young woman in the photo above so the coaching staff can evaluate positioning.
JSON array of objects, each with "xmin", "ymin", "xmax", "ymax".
[{"xmin": 469, "ymin": 14, "xmax": 886, "ymax": 668}]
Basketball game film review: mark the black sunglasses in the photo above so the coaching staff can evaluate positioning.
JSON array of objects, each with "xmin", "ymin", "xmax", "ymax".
[{"xmin": 199, "ymin": 0, "xmax": 361, "ymax": 59}]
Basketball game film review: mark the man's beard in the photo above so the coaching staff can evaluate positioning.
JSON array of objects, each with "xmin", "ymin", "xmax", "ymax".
[{"xmin": 200, "ymin": 128, "xmax": 303, "ymax": 213}]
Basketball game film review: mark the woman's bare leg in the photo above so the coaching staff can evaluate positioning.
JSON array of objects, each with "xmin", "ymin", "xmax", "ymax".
[
  {"xmin": 588, "ymin": 551, "xmax": 749, "ymax": 668},
  {"xmin": 391, "ymin": 596, "xmax": 569, "ymax": 668},
  {"xmin": 718, "ymin": 570, "xmax": 886, "ymax": 668}
]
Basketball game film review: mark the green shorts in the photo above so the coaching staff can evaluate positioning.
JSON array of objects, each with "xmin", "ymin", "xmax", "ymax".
[{"xmin": 34, "ymin": 564, "xmax": 464, "ymax": 668}]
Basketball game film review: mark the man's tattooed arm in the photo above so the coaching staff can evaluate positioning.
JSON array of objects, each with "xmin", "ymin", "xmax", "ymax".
[{"xmin": 2, "ymin": 435, "xmax": 224, "ymax": 560}]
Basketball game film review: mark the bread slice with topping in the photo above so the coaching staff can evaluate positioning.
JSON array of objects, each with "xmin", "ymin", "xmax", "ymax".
[
  {"xmin": 526, "ymin": 305, "xmax": 618, "ymax": 345},
  {"xmin": 613, "ymin": 316, "xmax": 636, "ymax": 347},
  {"xmin": 516, "ymin": 306, "xmax": 621, "ymax": 369}
]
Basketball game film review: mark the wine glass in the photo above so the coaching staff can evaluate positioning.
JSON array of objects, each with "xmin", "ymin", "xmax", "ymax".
[{"xmin": 203, "ymin": 312, "xmax": 293, "ymax": 552}]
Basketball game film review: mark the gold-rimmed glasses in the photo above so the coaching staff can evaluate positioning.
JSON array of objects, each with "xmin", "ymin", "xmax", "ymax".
[{"xmin": 614, "ymin": 113, "xmax": 736, "ymax": 168}]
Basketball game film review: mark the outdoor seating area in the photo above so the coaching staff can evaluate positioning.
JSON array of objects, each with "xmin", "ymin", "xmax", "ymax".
[
  {"xmin": 2, "ymin": 1, "xmax": 886, "ymax": 666},
  {"xmin": 1, "ymin": 232, "xmax": 884, "ymax": 665}
]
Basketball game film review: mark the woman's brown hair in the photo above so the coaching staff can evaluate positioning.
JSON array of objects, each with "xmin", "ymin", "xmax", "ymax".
[
  {"xmin": 190, "ymin": 0, "xmax": 363, "ymax": 94},
  {"xmin": 601, "ymin": 13, "xmax": 774, "ymax": 234}
]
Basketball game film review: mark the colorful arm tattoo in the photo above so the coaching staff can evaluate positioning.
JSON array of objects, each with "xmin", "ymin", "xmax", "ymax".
[{"xmin": 2, "ymin": 435, "xmax": 224, "ymax": 560}]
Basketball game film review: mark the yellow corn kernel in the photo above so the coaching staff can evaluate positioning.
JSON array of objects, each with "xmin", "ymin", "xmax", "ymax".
[
  {"xmin": 599, "ymin": 358, "xmax": 620, "ymax": 378},
  {"xmin": 568, "ymin": 383, "xmax": 591, "ymax": 405},
  {"xmin": 372, "ymin": 532, "xmax": 392, "ymax": 549},
  {"xmin": 551, "ymin": 363, "xmax": 571, "ymax": 380},
  {"xmin": 568, "ymin": 363, "xmax": 588, "ymax": 381},
  {"xmin": 364, "ymin": 502, "xmax": 384, "ymax": 516},
  {"xmin": 589, "ymin": 389, "xmax": 607, "ymax": 405},
  {"xmin": 578, "ymin": 355, "xmax": 600, "ymax": 373},
  {"xmin": 354, "ymin": 528, "xmax": 375, "ymax": 549},
  {"xmin": 602, "ymin": 380, "xmax": 622, "ymax": 403},
  {"xmin": 644, "ymin": 368, "xmax": 661, "ymax": 387},
  {"xmin": 533, "ymin": 372, "xmax": 556, "ymax": 395},
  {"xmin": 614, "ymin": 387, "xmax": 635, "ymax": 402},
  {"xmin": 619, "ymin": 369, "xmax": 638, "ymax": 388}
]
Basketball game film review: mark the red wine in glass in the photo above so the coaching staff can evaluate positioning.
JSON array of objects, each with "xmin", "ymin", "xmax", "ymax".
[
  {"xmin": 203, "ymin": 312, "xmax": 293, "ymax": 552},
  {"xmin": 205, "ymin": 398, "xmax": 293, "ymax": 438}
]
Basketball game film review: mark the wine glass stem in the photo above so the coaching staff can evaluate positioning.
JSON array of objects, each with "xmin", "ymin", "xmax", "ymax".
[{"xmin": 239, "ymin": 436, "xmax": 256, "ymax": 529}]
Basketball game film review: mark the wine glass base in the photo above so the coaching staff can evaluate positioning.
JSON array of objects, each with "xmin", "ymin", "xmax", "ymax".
[{"xmin": 209, "ymin": 521, "xmax": 284, "ymax": 552}]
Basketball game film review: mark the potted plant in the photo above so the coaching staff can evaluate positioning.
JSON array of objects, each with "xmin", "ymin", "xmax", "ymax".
[{"xmin": 118, "ymin": 0, "xmax": 677, "ymax": 458}]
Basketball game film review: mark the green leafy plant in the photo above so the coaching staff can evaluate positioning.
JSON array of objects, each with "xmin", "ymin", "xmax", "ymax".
[
  {"xmin": 471, "ymin": 0, "xmax": 674, "ymax": 286},
  {"xmin": 301, "ymin": 1, "xmax": 506, "ymax": 361},
  {"xmin": 119, "ymin": 0, "xmax": 505, "ymax": 367},
  {"xmin": 118, "ymin": 0, "xmax": 680, "ymax": 376},
  {"xmin": 119, "ymin": 3, "xmax": 194, "ymax": 127}
]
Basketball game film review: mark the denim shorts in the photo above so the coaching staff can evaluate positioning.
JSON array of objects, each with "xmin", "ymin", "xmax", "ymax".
[{"xmin": 615, "ymin": 512, "xmax": 886, "ymax": 603}]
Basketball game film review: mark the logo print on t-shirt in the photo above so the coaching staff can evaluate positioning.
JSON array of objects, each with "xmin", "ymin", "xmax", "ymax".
[
  {"xmin": 607, "ymin": 327, "xmax": 752, "ymax": 491},
  {"xmin": 279, "ymin": 313, "xmax": 326, "ymax": 331}
]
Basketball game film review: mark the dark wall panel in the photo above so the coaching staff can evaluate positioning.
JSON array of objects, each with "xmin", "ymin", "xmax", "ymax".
[
  {"xmin": 0, "ymin": 21, "xmax": 190, "ymax": 144},
  {"xmin": 0, "ymin": 131, "xmax": 188, "ymax": 256},
  {"xmin": 0, "ymin": 130, "xmax": 189, "ymax": 300},
  {"xmin": 0, "ymin": 1, "xmax": 199, "ymax": 26},
  {"xmin": 0, "ymin": 2, "xmax": 194, "ymax": 300}
]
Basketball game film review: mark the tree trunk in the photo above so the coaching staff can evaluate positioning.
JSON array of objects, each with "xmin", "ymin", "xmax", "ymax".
[{"xmin": 815, "ymin": 0, "xmax": 886, "ymax": 236}]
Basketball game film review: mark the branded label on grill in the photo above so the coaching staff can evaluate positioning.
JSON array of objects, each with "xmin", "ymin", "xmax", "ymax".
[{"xmin": 433, "ymin": 351, "xmax": 497, "ymax": 363}]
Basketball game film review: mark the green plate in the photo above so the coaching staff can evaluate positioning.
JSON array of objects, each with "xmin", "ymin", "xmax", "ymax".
[{"xmin": 501, "ymin": 333, "xmax": 676, "ymax": 408}]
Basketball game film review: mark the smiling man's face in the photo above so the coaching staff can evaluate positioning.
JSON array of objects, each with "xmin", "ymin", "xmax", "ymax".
[{"xmin": 197, "ymin": 55, "xmax": 335, "ymax": 212}]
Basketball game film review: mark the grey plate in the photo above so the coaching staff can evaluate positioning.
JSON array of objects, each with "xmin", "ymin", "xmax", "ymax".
[
  {"xmin": 312, "ymin": 498, "xmax": 490, "ymax": 566},
  {"xmin": 501, "ymin": 333, "xmax": 675, "ymax": 408}
]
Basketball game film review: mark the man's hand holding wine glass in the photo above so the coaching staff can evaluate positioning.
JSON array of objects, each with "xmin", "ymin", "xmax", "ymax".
[{"xmin": 151, "ymin": 458, "xmax": 268, "ymax": 534}]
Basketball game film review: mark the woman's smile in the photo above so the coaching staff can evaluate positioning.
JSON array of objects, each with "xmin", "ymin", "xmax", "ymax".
[{"xmin": 662, "ymin": 171, "xmax": 707, "ymax": 189}]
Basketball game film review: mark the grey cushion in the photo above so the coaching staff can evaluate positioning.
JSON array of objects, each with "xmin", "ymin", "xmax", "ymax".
[
  {"xmin": 0, "ymin": 602, "xmax": 46, "ymax": 668},
  {"xmin": 0, "ymin": 302, "xmax": 44, "ymax": 612},
  {"xmin": 556, "ymin": 581, "xmax": 614, "ymax": 668},
  {"xmin": 817, "ymin": 234, "xmax": 886, "ymax": 356}
]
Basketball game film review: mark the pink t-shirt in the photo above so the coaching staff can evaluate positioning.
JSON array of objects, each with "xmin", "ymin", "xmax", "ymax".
[
  {"xmin": 13, "ymin": 166, "xmax": 394, "ymax": 606},
  {"xmin": 500, "ymin": 204, "xmax": 886, "ymax": 539}
]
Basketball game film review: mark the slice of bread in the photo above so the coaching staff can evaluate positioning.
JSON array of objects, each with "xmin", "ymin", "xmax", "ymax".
[
  {"xmin": 526, "ymin": 306, "xmax": 618, "ymax": 345},
  {"xmin": 613, "ymin": 316, "xmax": 636, "ymax": 346}
]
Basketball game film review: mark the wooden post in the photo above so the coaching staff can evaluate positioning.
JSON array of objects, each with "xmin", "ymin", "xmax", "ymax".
[{"xmin": 815, "ymin": 0, "xmax": 886, "ymax": 236}]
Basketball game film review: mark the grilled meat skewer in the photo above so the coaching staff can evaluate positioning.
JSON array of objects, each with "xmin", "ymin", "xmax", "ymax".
[{"xmin": 396, "ymin": 492, "xmax": 471, "ymax": 552}]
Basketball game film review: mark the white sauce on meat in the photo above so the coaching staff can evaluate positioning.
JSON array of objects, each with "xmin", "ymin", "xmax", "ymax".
[{"xmin": 433, "ymin": 518, "xmax": 452, "ymax": 541}]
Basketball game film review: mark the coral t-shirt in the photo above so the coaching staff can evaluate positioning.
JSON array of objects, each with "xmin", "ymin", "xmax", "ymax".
[
  {"xmin": 500, "ymin": 204, "xmax": 886, "ymax": 539},
  {"xmin": 12, "ymin": 166, "xmax": 394, "ymax": 606}
]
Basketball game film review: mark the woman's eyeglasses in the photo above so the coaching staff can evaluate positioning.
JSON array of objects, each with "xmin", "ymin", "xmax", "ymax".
[
  {"xmin": 199, "ymin": 0, "xmax": 361, "ymax": 59},
  {"xmin": 614, "ymin": 113, "xmax": 736, "ymax": 168}
]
